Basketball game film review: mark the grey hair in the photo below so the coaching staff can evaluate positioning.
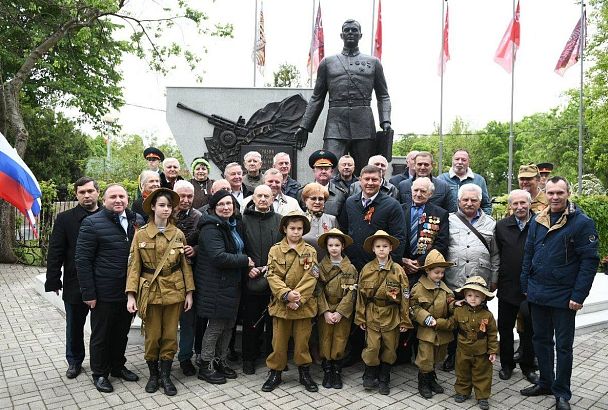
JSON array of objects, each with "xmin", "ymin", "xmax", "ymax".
[
  {"xmin": 273, "ymin": 152, "xmax": 290, "ymax": 165},
  {"xmin": 163, "ymin": 157, "xmax": 180, "ymax": 168},
  {"xmin": 458, "ymin": 184, "xmax": 482, "ymax": 201},
  {"xmin": 413, "ymin": 177, "xmax": 435, "ymax": 194},
  {"xmin": 507, "ymin": 189, "xmax": 532, "ymax": 205},
  {"xmin": 224, "ymin": 162, "xmax": 242, "ymax": 174},
  {"xmin": 139, "ymin": 170, "xmax": 159, "ymax": 190},
  {"xmin": 263, "ymin": 167, "xmax": 282, "ymax": 179},
  {"xmin": 244, "ymin": 151, "xmax": 262, "ymax": 162},
  {"xmin": 173, "ymin": 179, "xmax": 194, "ymax": 193}
]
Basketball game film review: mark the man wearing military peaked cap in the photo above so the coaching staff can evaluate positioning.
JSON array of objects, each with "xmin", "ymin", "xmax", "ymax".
[
  {"xmin": 536, "ymin": 163, "xmax": 554, "ymax": 190},
  {"xmin": 143, "ymin": 147, "xmax": 165, "ymax": 163},
  {"xmin": 308, "ymin": 150, "xmax": 338, "ymax": 169}
]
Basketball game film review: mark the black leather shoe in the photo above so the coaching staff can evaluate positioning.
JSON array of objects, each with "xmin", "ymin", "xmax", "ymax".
[
  {"xmin": 111, "ymin": 366, "xmax": 139, "ymax": 382},
  {"xmin": 298, "ymin": 366, "xmax": 318, "ymax": 392},
  {"xmin": 523, "ymin": 370, "xmax": 539, "ymax": 384},
  {"xmin": 362, "ymin": 365, "xmax": 379, "ymax": 389},
  {"xmin": 321, "ymin": 360, "xmax": 332, "ymax": 389},
  {"xmin": 198, "ymin": 361, "xmax": 226, "ymax": 384},
  {"xmin": 66, "ymin": 364, "xmax": 82, "ymax": 379},
  {"xmin": 261, "ymin": 370, "xmax": 282, "ymax": 392},
  {"xmin": 428, "ymin": 371, "xmax": 444, "ymax": 394},
  {"xmin": 331, "ymin": 360, "xmax": 343, "ymax": 389},
  {"xmin": 242, "ymin": 361, "xmax": 255, "ymax": 375},
  {"xmin": 180, "ymin": 359, "xmax": 196, "ymax": 376},
  {"xmin": 93, "ymin": 376, "xmax": 114, "ymax": 393},
  {"xmin": 478, "ymin": 399, "xmax": 490, "ymax": 410},
  {"xmin": 442, "ymin": 354, "xmax": 455, "ymax": 372},
  {"xmin": 556, "ymin": 397, "xmax": 571, "ymax": 410},
  {"xmin": 454, "ymin": 394, "xmax": 469, "ymax": 403},
  {"xmin": 214, "ymin": 358, "xmax": 237, "ymax": 379},
  {"xmin": 520, "ymin": 384, "xmax": 552, "ymax": 396},
  {"xmin": 499, "ymin": 367, "xmax": 513, "ymax": 380}
]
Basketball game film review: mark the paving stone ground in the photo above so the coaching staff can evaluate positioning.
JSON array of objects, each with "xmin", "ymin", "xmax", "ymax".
[{"xmin": 1, "ymin": 263, "xmax": 607, "ymax": 410}]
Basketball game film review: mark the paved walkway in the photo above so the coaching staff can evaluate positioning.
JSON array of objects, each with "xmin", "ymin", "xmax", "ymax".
[{"xmin": 1, "ymin": 263, "xmax": 607, "ymax": 410}]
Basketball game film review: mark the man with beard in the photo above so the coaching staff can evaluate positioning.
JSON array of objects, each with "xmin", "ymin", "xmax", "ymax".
[{"xmin": 46, "ymin": 177, "xmax": 102, "ymax": 379}]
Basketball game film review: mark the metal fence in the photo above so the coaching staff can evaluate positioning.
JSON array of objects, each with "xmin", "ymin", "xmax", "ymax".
[{"xmin": 13, "ymin": 201, "xmax": 78, "ymax": 266}]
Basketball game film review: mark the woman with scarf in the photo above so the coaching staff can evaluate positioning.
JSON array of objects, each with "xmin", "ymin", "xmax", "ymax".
[
  {"xmin": 194, "ymin": 190, "xmax": 254, "ymax": 384},
  {"xmin": 189, "ymin": 157, "xmax": 215, "ymax": 209},
  {"xmin": 301, "ymin": 183, "xmax": 339, "ymax": 261}
]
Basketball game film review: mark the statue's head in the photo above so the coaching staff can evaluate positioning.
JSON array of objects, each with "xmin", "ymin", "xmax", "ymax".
[{"xmin": 341, "ymin": 19, "xmax": 362, "ymax": 48}]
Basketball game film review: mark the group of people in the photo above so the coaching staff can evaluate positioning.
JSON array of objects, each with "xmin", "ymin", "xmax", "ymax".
[{"xmin": 44, "ymin": 145, "xmax": 599, "ymax": 410}]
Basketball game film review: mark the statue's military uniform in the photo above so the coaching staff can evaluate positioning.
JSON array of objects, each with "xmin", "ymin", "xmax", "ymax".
[{"xmin": 300, "ymin": 48, "xmax": 391, "ymax": 173}]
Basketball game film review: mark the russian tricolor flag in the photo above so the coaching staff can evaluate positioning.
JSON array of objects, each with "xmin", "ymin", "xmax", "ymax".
[{"xmin": 0, "ymin": 132, "xmax": 42, "ymax": 237}]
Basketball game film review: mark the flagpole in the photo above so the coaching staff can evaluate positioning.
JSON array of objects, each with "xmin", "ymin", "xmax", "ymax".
[
  {"xmin": 577, "ymin": 3, "xmax": 586, "ymax": 195},
  {"xmin": 507, "ymin": 0, "xmax": 516, "ymax": 192},
  {"xmin": 439, "ymin": 0, "xmax": 446, "ymax": 175},
  {"xmin": 309, "ymin": 0, "xmax": 316, "ymax": 86},
  {"xmin": 253, "ymin": 0, "xmax": 258, "ymax": 87},
  {"xmin": 371, "ymin": 0, "xmax": 377, "ymax": 54}
]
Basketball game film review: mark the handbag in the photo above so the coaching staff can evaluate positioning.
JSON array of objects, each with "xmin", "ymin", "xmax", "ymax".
[{"xmin": 137, "ymin": 234, "xmax": 178, "ymax": 321}]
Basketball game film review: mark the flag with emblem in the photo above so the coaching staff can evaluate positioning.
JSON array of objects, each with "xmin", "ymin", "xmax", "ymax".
[
  {"xmin": 555, "ymin": 11, "xmax": 586, "ymax": 76},
  {"xmin": 254, "ymin": 1, "xmax": 266, "ymax": 72},
  {"xmin": 308, "ymin": 3, "xmax": 324, "ymax": 77},
  {"xmin": 373, "ymin": 0, "xmax": 383, "ymax": 60},
  {"xmin": 494, "ymin": 0, "xmax": 520, "ymax": 74}
]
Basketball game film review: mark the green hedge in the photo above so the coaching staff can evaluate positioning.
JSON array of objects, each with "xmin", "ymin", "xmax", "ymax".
[{"xmin": 573, "ymin": 195, "xmax": 608, "ymax": 259}]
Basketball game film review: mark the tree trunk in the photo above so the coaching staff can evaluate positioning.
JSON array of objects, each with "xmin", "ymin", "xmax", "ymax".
[
  {"xmin": 0, "ymin": 202, "xmax": 18, "ymax": 263},
  {"xmin": 0, "ymin": 82, "xmax": 29, "ymax": 262}
]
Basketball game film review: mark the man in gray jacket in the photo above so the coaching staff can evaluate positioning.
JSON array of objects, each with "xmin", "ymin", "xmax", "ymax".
[{"xmin": 442, "ymin": 184, "xmax": 499, "ymax": 371}]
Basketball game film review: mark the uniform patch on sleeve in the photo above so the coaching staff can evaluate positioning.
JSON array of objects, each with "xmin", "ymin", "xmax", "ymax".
[
  {"xmin": 310, "ymin": 263, "xmax": 320, "ymax": 278},
  {"xmin": 589, "ymin": 234, "xmax": 597, "ymax": 242},
  {"xmin": 402, "ymin": 289, "xmax": 410, "ymax": 299}
]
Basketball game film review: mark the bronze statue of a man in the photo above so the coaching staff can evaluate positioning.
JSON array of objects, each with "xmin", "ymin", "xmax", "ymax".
[{"xmin": 295, "ymin": 19, "xmax": 392, "ymax": 174}]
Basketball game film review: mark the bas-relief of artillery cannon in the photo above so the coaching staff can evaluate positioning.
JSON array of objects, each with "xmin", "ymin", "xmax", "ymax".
[{"xmin": 176, "ymin": 94, "xmax": 308, "ymax": 172}]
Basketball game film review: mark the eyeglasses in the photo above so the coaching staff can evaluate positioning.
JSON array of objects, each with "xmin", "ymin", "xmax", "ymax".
[{"xmin": 308, "ymin": 196, "xmax": 325, "ymax": 202}]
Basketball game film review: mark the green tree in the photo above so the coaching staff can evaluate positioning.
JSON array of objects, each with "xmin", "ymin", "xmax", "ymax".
[
  {"xmin": 270, "ymin": 63, "xmax": 301, "ymax": 87},
  {"xmin": 0, "ymin": 0, "xmax": 232, "ymax": 262}
]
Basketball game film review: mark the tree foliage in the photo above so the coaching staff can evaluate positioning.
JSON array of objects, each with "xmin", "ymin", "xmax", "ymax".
[{"xmin": 269, "ymin": 63, "xmax": 301, "ymax": 88}]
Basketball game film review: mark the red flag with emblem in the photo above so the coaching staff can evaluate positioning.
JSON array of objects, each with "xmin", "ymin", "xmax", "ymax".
[
  {"xmin": 494, "ymin": 1, "xmax": 520, "ymax": 74},
  {"xmin": 307, "ymin": 3, "xmax": 324, "ymax": 76}
]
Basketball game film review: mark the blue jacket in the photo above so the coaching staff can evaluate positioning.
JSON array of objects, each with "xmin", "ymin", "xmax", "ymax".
[
  {"xmin": 520, "ymin": 202, "xmax": 599, "ymax": 308},
  {"xmin": 437, "ymin": 170, "xmax": 492, "ymax": 215}
]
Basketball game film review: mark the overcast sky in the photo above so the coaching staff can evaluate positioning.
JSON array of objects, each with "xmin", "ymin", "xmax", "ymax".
[{"xmin": 114, "ymin": 0, "xmax": 587, "ymax": 144}]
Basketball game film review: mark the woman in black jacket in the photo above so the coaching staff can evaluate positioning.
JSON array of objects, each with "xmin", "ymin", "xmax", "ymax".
[{"xmin": 194, "ymin": 190, "xmax": 253, "ymax": 385}]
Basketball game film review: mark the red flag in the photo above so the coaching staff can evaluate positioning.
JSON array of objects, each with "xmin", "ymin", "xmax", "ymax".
[
  {"xmin": 438, "ymin": 4, "xmax": 450, "ymax": 75},
  {"xmin": 555, "ymin": 12, "xmax": 586, "ymax": 76},
  {"xmin": 494, "ymin": 1, "xmax": 520, "ymax": 73},
  {"xmin": 308, "ymin": 4, "xmax": 324, "ymax": 76},
  {"xmin": 254, "ymin": 1, "xmax": 266, "ymax": 71},
  {"xmin": 373, "ymin": 0, "xmax": 383, "ymax": 60}
]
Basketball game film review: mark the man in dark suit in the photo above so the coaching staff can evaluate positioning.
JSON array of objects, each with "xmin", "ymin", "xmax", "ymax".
[
  {"xmin": 495, "ymin": 189, "xmax": 538, "ymax": 384},
  {"xmin": 397, "ymin": 177, "xmax": 449, "ymax": 364},
  {"xmin": 401, "ymin": 177, "xmax": 449, "ymax": 285},
  {"xmin": 45, "ymin": 177, "xmax": 101, "ymax": 379},
  {"xmin": 398, "ymin": 151, "xmax": 455, "ymax": 212}
]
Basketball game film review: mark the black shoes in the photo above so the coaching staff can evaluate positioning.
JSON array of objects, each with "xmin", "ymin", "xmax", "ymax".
[
  {"xmin": 478, "ymin": 399, "xmax": 490, "ymax": 410},
  {"xmin": 377, "ymin": 362, "xmax": 391, "ymax": 395},
  {"xmin": 159, "ymin": 360, "xmax": 177, "ymax": 396},
  {"xmin": 454, "ymin": 394, "xmax": 469, "ymax": 403},
  {"xmin": 262, "ymin": 369, "xmax": 282, "ymax": 392},
  {"xmin": 93, "ymin": 376, "xmax": 114, "ymax": 393},
  {"xmin": 331, "ymin": 360, "xmax": 343, "ymax": 389},
  {"xmin": 198, "ymin": 360, "xmax": 226, "ymax": 384},
  {"xmin": 499, "ymin": 366, "xmax": 513, "ymax": 380},
  {"xmin": 242, "ymin": 360, "xmax": 255, "ymax": 375},
  {"xmin": 110, "ymin": 366, "xmax": 139, "ymax": 382},
  {"xmin": 180, "ymin": 359, "xmax": 196, "ymax": 376},
  {"xmin": 298, "ymin": 366, "xmax": 318, "ymax": 392},
  {"xmin": 145, "ymin": 361, "xmax": 159, "ymax": 393},
  {"xmin": 556, "ymin": 397, "xmax": 571, "ymax": 410},
  {"xmin": 520, "ymin": 384, "xmax": 552, "ymax": 396},
  {"xmin": 523, "ymin": 370, "xmax": 539, "ymax": 384},
  {"xmin": 214, "ymin": 358, "xmax": 237, "ymax": 379},
  {"xmin": 362, "ymin": 365, "xmax": 379, "ymax": 389},
  {"xmin": 321, "ymin": 360, "xmax": 332, "ymax": 388},
  {"xmin": 66, "ymin": 363, "xmax": 82, "ymax": 379},
  {"xmin": 442, "ymin": 354, "xmax": 455, "ymax": 372},
  {"xmin": 418, "ymin": 371, "xmax": 433, "ymax": 399}
]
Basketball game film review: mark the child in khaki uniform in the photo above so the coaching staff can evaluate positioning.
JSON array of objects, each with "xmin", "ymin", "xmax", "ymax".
[
  {"xmin": 409, "ymin": 249, "xmax": 456, "ymax": 399},
  {"xmin": 354, "ymin": 230, "xmax": 413, "ymax": 395},
  {"xmin": 450, "ymin": 276, "xmax": 498, "ymax": 410},
  {"xmin": 316, "ymin": 228, "xmax": 358, "ymax": 389},
  {"xmin": 262, "ymin": 211, "xmax": 319, "ymax": 393}
]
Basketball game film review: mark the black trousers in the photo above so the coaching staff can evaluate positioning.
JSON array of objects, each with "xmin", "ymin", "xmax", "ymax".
[
  {"xmin": 64, "ymin": 302, "xmax": 90, "ymax": 366},
  {"xmin": 89, "ymin": 300, "xmax": 133, "ymax": 377},
  {"xmin": 499, "ymin": 298, "xmax": 535, "ymax": 372},
  {"xmin": 241, "ymin": 293, "xmax": 272, "ymax": 362},
  {"xmin": 323, "ymin": 139, "xmax": 376, "ymax": 176}
]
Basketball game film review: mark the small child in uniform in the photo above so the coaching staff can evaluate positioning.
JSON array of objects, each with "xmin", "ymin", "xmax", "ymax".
[
  {"xmin": 409, "ymin": 249, "xmax": 456, "ymax": 399},
  {"xmin": 262, "ymin": 210, "xmax": 319, "ymax": 393},
  {"xmin": 450, "ymin": 276, "xmax": 498, "ymax": 410},
  {"xmin": 316, "ymin": 228, "xmax": 358, "ymax": 389},
  {"xmin": 354, "ymin": 230, "xmax": 413, "ymax": 395}
]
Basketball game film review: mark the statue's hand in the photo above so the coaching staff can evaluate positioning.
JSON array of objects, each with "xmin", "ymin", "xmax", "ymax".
[
  {"xmin": 381, "ymin": 122, "xmax": 392, "ymax": 133},
  {"xmin": 295, "ymin": 127, "xmax": 309, "ymax": 149}
]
